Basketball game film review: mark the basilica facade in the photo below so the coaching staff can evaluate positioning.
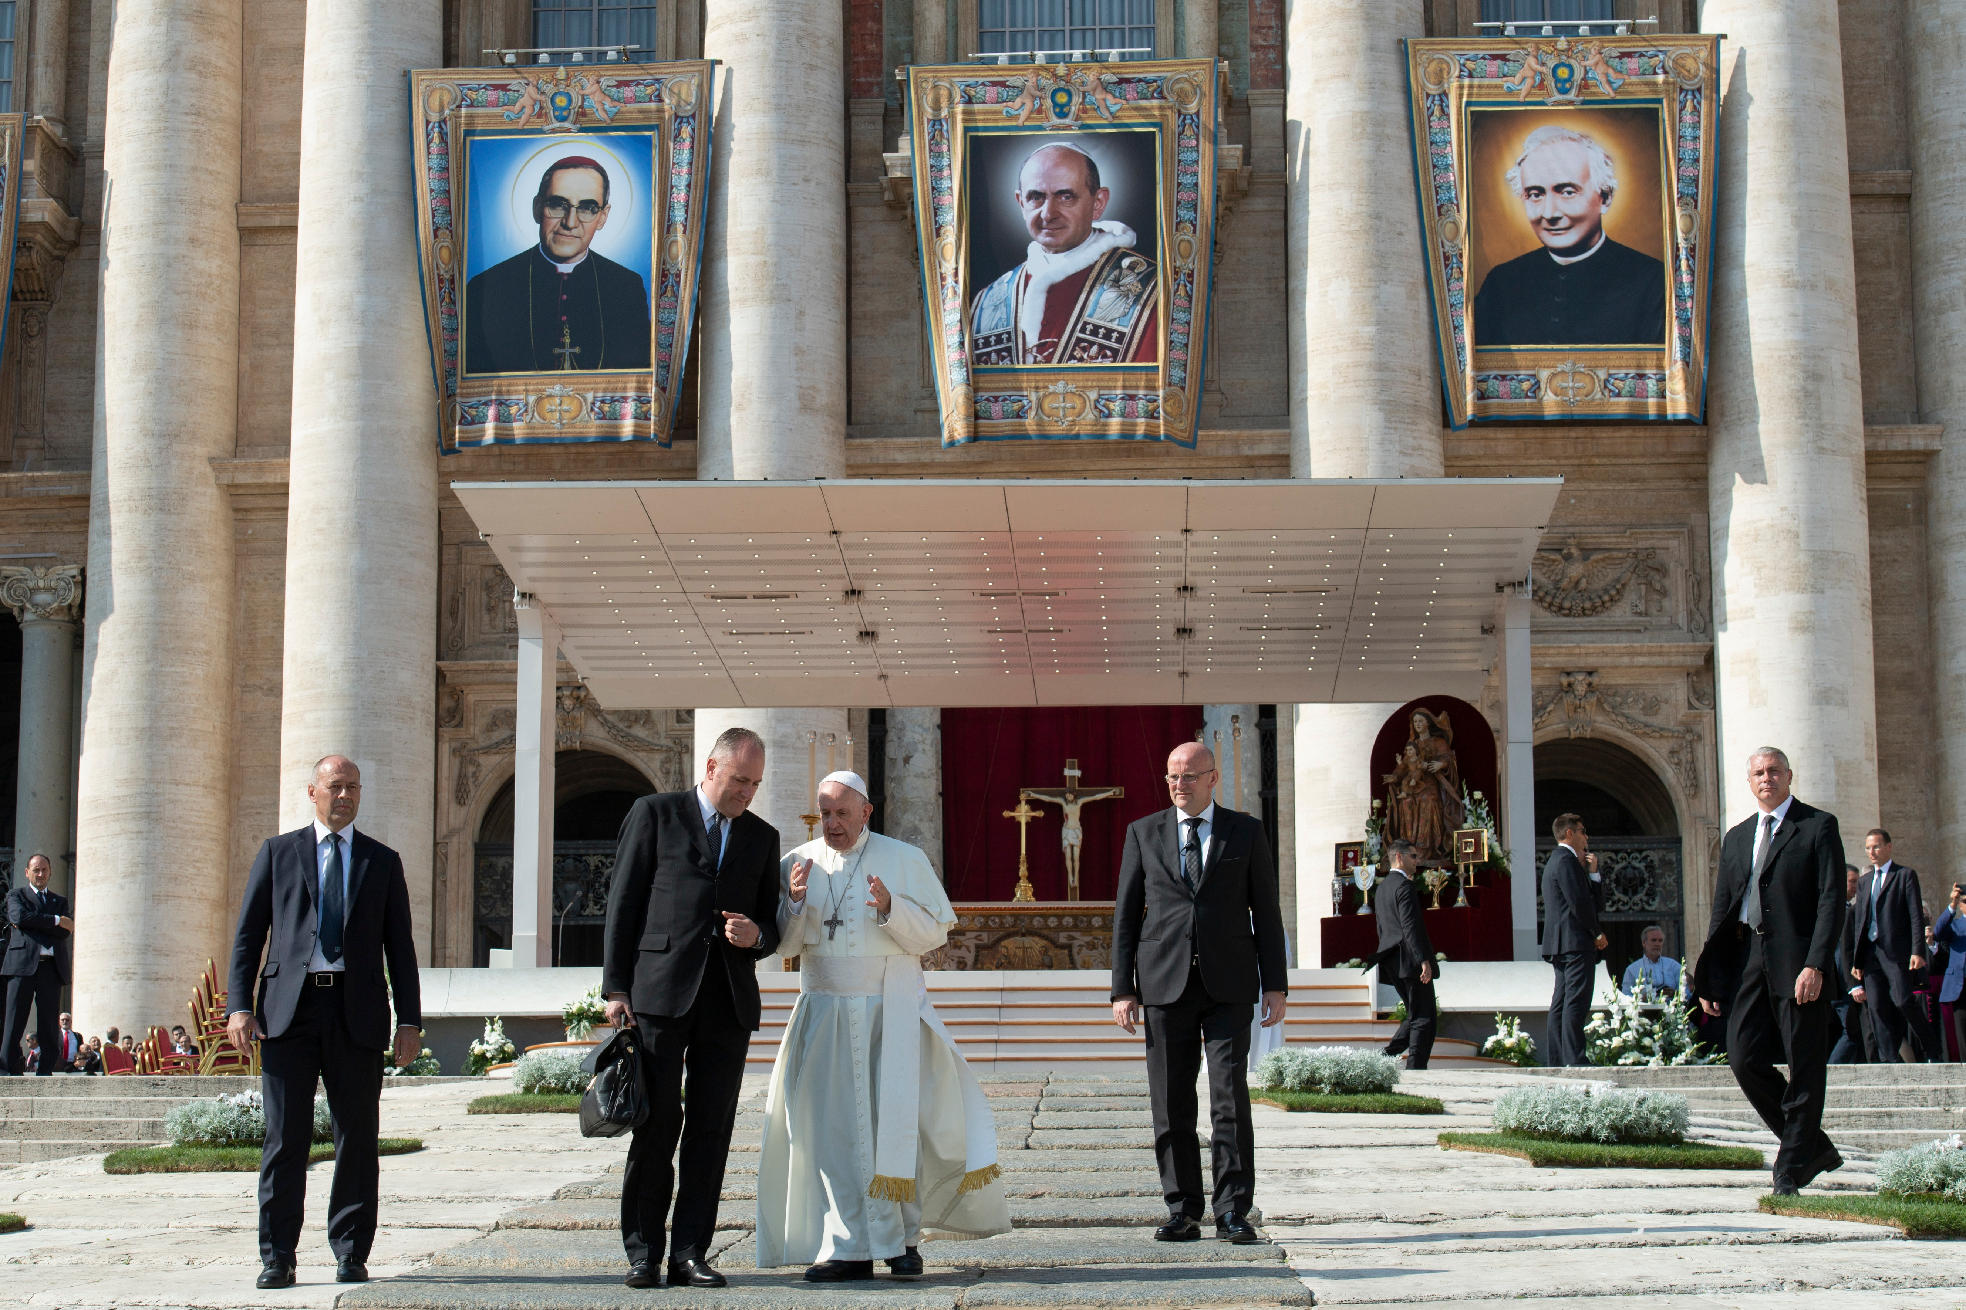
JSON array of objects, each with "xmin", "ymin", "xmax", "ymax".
[{"xmin": 0, "ymin": 0, "xmax": 1958, "ymax": 1033}]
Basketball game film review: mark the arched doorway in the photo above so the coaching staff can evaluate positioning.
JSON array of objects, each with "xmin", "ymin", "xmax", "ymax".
[
  {"xmin": 472, "ymin": 750, "xmax": 653, "ymax": 966},
  {"xmin": 1534, "ymin": 737, "xmax": 1685, "ymax": 982}
]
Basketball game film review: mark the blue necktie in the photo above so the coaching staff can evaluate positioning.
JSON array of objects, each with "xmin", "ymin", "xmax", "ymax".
[
  {"xmin": 1868, "ymin": 866, "xmax": 1884, "ymax": 942},
  {"xmin": 707, "ymin": 812, "xmax": 725, "ymax": 871},
  {"xmin": 320, "ymin": 833, "xmax": 345, "ymax": 964}
]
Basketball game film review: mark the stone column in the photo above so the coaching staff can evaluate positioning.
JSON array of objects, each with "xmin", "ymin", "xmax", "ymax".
[
  {"xmin": 1200, "ymin": 705, "xmax": 1259, "ymax": 814},
  {"xmin": 883, "ymin": 706, "xmax": 943, "ymax": 876},
  {"xmin": 1183, "ymin": 0, "xmax": 1219, "ymax": 62},
  {"xmin": 28, "ymin": 0, "xmax": 70, "ymax": 136},
  {"xmin": 913, "ymin": 0, "xmax": 948, "ymax": 63},
  {"xmin": 694, "ymin": 0, "xmax": 851, "ymax": 846},
  {"xmin": 276, "ymin": 0, "xmax": 443, "ymax": 958},
  {"xmin": 2, "ymin": 565, "xmax": 82, "ymax": 898},
  {"xmin": 1908, "ymin": 1, "xmax": 1966, "ymax": 888},
  {"xmin": 1283, "ymin": 0, "xmax": 1439, "ymax": 968},
  {"xmin": 73, "ymin": 0, "xmax": 243, "ymax": 1033},
  {"xmin": 1700, "ymin": 1, "xmax": 1877, "ymax": 835}
]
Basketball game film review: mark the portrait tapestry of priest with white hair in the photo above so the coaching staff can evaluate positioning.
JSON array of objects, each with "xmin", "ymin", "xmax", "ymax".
[{"xmin": 755, "ymin": 770, "xmax": 1011, "ymax": 1283}]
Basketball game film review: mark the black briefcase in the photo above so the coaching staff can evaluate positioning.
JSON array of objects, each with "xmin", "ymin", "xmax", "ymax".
[{"xmin": 579, "ymin": 1024, "xmax": 649, "ymax": 1138}]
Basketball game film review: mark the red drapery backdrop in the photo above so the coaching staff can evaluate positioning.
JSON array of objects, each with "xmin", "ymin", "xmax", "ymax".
[{"xmin": 940, "ymin": 706, "xmax": 1204, "ymax": 901}]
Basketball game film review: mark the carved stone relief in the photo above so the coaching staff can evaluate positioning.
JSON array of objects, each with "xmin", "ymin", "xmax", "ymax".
[
  {"xmin": 1534, "ymin": 669, "xmax": 1706, "ymax": 798},
  {"xmin": 1529, "ymin": 530, "xmax": 1711, "ymax": 635},
  {"xmin": 442, "ymin": 543, "xmax": 517, "ymax": 658}
]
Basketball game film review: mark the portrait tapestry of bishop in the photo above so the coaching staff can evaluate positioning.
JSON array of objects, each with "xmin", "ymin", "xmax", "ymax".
[{"xmin": 464, "ymin": 155, "xmax": 653, "ymax": 374}]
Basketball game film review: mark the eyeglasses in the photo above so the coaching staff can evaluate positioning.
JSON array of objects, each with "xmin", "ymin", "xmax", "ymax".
[
  {"xmin": 541, "ymin": 197, "xmax": 604, "ymax": 222},
  {"xmin": 1165, "ymin": 771, "xmax": 1216, "ymax": 784}
]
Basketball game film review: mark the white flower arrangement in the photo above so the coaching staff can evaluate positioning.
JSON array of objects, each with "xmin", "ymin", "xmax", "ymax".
[
  {"xmin": 167, "ymin": 1089, "xmax": 331, "ymax": 1147},
  {"xmin": 464, "ymin": 1016, "xmax": 518, "ymax": 1076},
  {"xmin": 1480, "ymin": 1013, "xmax": 1538, "ymax": 1067},
  {"xmin": 1256, "ymin": 1045, "xmax": 1401, "ymax": 1095},
  {"xmin": 386, "ymin": 1046, "xmax": 442, "ymax": 1077},
  {"xmin": 1583, "ymin": 968, "xmax": 1722, "ymax": 1067},
  {"xmin": 1876, "ymin": 1134, "xmax": 1966, "ymax": 1201},
  {"xmin": 562, "ymin": 984, "xmax": 609, "ymax": 1040},
  {"xmin": 512, "ymin": 1049, "xmax": 589, "ymax": 1096},
  {"xmin": 1492, "ymin": 1082, "xmax": 1689, "ymax": 1144}
]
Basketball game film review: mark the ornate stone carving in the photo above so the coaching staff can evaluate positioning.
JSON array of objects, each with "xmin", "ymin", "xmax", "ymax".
[
  {"xmin": 556, "ymin": 684, "xmax": 590, "ymax": 748},
  {"xmin": 1534, "ymin": 669, "xmax": 1703, "ymax": 798},
  {"xmin": 0, "ymin": 563, "xmax": 83, "ymax": 625},
  {"xmin": 1531, "ymin": 541, "xmax": 1670, "ymax": 618}
]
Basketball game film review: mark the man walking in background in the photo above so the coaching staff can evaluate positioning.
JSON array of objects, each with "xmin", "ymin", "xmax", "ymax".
[
  {"xmin": 1375, "ymin": 840, "xmax": 1439, "ymax": 1069},
  {"xmin": 1849, "ymin": 828, "xmax": 1936, "ymax": 1062},
  {"xmin": 1541, "ymin": 814, "xmax": 1605, "ymax": 1066}
]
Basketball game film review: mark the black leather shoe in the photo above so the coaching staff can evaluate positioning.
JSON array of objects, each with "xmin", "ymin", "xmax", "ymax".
[
  {"xmin": 1154, "ymin": 1214, "xmax": 1202, "ymax": 1242},
  {"xmin": 804, "ymin": 1259, "xmax": 875, "ymax": 1282},
  {"xmin": 1216, "ymin": 1213, "xmax": 1261, "ymax": 1244},
  {"xmin": 668, "ymin": 1257, "xmax": 727, "ymax": 1288},
  {"xmin": 885, "ymin": 1247, "xmax": 924, "ymax": 1277},
  {"xmin": 1771, "ymin": 1173, "xmax": 1800, "ymax": 1196},
  {"xmin": 623, "ymin": 1261, "xmax": 662, "ymax": 1289},
  {"xmin": 255, "ymin": 1259, "xmax": 296, "ymax": 1290},
  {"xmin": 1794, "ymin": 1144, "xmax": 1844, "ymax": 1188},
  {"xmin": 335, "ymin": 1258, "xmax": 369, "ymax": 1284}
]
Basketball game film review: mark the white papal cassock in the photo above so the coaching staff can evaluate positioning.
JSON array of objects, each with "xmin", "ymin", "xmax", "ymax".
[{"xmin": 755, "ymin": 828, "xmax": 1012, "ymax": 1266}]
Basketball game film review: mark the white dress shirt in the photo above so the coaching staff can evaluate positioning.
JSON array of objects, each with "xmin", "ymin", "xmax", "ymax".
[
  {"xmin": 1739, "ymin": 795, "xmax": 1796, "ymax": 923},
  {"xmin": 1171, "ymin": 802, "xmax": 1218, "ymax": 871},
  {"xmin": 307, "ymin": 819, "xmax": 354, "ymax": 973}
]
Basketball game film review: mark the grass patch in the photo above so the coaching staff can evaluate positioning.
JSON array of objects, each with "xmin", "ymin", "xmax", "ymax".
[
  {"xmin": 0, "ymin": 1213, "xmax": 24, "ymax": 1234},
  {"xmin": 1438, "ymin": 1130, "xmax": 1763, "ymax": 1170},
  {"xmin": 1254, "ymin": 1088, "xmax": 1445, "ymax": 1115},
  {"xmin": 102, "ymin": 1138, "xmax": 423, "ymax": 1174},
  {"xmin": 467, "ymin": 1091, "xmax": 584, "ymax": 1115},
  {"xmin": 1760, "ymin": 1191, "xmax": 1966, "ymax": 1238}
]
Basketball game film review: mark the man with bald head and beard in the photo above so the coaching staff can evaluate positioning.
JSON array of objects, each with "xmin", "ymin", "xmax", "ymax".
[
  {"xmin": 756, "ymin": 771, "xmax": 1009, "ymax": 1283},
  {"xmin": 1112, "ymin": 741, "xmax": 1288, "ymax": 1246},
  {"xmin": 970, "ymin": 141, "xmax": 1159, "ymax": 365}
]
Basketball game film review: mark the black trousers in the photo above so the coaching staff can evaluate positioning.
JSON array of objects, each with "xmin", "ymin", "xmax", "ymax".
[
  {"xmin": 257, "ymin": 976, "xmax": 385, "ymax": 1264},
  {"xmin": 1859, "ymin": 969, "xmax": 1938, "ymax": 1063},
  {"xmin": 1727, "ymin": 932, "xmax": 1834, "ymax": 1180},
  {"xmin": 1545, "ymin": 950, "xmax": 1595, "ymax": 1067},
  {"xmin": 1143, "ymin": 965, "xmax": 1255, "ymax": 1220},
  {"xmin": 621, "ymin": 952, "xmax": 751, "ymax": 1267},
  {"xmin": 2, "ymin": 958, "xmax": 62, "ymax": 1076},
  {"xmin": 1384, "ymin": 973, "xmax": 1438, "ymax": 1069}
]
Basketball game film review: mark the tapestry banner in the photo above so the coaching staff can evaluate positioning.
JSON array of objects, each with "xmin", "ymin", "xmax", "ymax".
[
  {"xmin": 1403, "ymin": 35, "xmax": 1720, "ymax": 426},
  {"xmin": 905, "ymin": 59, "xmax": 1220, "ymax": 447},
  {"xmin": 0, "ymin": 115, "xmax": 22, "ymax": 366},
  {"xmin": 409, "ymin": 61, "xmax": 713, "ymax": 453}
]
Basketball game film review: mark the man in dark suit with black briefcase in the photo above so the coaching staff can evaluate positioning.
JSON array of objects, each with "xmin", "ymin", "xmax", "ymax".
[
  {"xmin": 226, "ymin": 755, "xmax": 423, "ymax": 1289},
  {"xmin": 1541, "ymin": 813, "xmax": 1605, "ymax": 1067},
  {"xmin": 1694, "ymin": 747, "xmax": 1846, "ymax": 1194},
  {"xmin": 602, "ymin": 726, "xmax": 782, "ymax": 1289},
  {"xmin": 1375, "ymin": 839, "xmax": 1439, "ymax": 1069},
  {"xmin": 1112, "ymin": 740, "xmax": 1288, "ymax": 1246},
  {"xmin": 3, "ymin": 853, "xmax": 73, "ymax": 1077}
]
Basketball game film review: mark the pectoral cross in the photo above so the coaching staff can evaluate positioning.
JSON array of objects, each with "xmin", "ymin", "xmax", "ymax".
[
  {"xmin": 824, "ymin": 910, "xmax": 846, "ymax": 940},
  {"xmin": 553, "ymin": 325, "xmax": 580, "ymax": 371}
]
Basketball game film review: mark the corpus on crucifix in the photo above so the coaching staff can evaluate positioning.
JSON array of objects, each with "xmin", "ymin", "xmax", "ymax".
[{"xmin": 1021, "ymin": 759, "xmax": 1124, "ymax": 902}]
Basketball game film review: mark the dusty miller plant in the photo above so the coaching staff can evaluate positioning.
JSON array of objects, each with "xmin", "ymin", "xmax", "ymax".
[
  {"xmin": 1257, "ymin": 1046, "xmax": 1400, "ymax": 1095},
  {"xmin": 1876, "ymin": 1134, "xmax": 1966, "ymax": 1201},
  {"xmin": 1491, "ymin": 1082, "xmax": 1689, "ymax": 1144},
  {"xmin": 512, "ymin": 1050, "xmax": 590, "ymax": 1095}
]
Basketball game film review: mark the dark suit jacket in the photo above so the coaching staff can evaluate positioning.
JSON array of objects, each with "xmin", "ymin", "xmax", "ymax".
[
  {"xmin": 2, "ymin": 884, "xmax": 73, "ymax": 982},
  {"xmin": 1694, "ymin": 799, "xmax": 1845, "ymax": 1005},
  {"xmin": 1539, "ymin": 845, "xmax": 1600, "ymax": 958},
  {"xmin": 1849, "ymin": 863, "xmax": 1928, "ymax": 1004},
  {"xmin": 1111, "ymin": 804, "xmax": 1289, "ymax": 1007},
  {"xmin": 602, "ymin": 790, "xmax": 781, "ymax": 1030},
  {"xmin": 1471, "ymin": 237, "xmax": 1668, "ymax": 347},
  {"xmin": 226, "ymin": 826, "xmax": 422, "ymax": 1049},
  {"xmin": 1372, "ymin": 871, "xmax": 1437, "ymax": 981},
  {"xmin": 463, "ymin": 246, "xmax": 652, "ymax": 374}
]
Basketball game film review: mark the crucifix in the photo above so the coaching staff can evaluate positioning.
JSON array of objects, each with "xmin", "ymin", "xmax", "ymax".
[
  {"xmin": 1021, "ymin": 759, "xmax": 1124, "ymax": 901},
  {"xmin": 1002, "ymin": 796, "xmax": 1043, "ymax": 902},
  {"xmin": 553, "ymin": 325, "xmax": 581, "ymax": 370}
]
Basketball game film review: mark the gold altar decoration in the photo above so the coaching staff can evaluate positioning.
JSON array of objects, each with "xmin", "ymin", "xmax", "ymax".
[
  {"xmin": 1002, "ymin": 796, "xmax": 1043, "ymax": 902},
  {"xmin": 1020, "ymin": 758, "xmax": 1123, "ymax": 902},
  {"xmin": 923, "ymin": 903, "xmax": 1115, "ymax": 971},
  {"xmin": 1452, "ymin": 826, "xmax": 1490, "ymax": 909}
]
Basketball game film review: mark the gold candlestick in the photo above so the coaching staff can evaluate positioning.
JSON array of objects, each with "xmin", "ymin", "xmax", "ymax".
[
  {"xmin": 802, "ymin": 730, "xmax": 819, "ymax": 840},
  {"xmin": 1003, "ymin": 796, "xmax": 1042, "ymax": 902}
]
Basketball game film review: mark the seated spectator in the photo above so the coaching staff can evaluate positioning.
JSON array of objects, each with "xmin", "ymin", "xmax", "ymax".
[
  {"xmin": 168, "ymin": 1025, "xmax": 199, "ymax": 1058},
  {"xmin": 55, "ymin": 1012, "xmax": 84, "ymax": 1071},
  {"xmin": 104, "ymin": 1026, "xmax": 120, "ymax": 1047},
  {"xmin": 73, "ymin": 1037, "xmax": 102, "ymax": 1076},
  {"xmin": 1620, "ymin": 925, "xmax": 1683, "ymax": 996},
  {"xmin": 22, "ymin": 1034, "xmax": 37, "ymax": 1073},
  {"xmin": 117, "ymin": 1034, "xmax": 136, "ymax": 1055}
]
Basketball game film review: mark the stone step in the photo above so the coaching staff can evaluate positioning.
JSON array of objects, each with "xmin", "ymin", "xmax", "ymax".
[
  {"xmin": 0, "ymin": 1138, "xmax": 162, "ymax": 1163},
  {"xmin": 497, "ymin": 1195, "xmax": 1195, "ymax": 1234},
  {"xmin": 0, "ymin": 1114, "xmax": 167, "ymax": 1142},
  {"xmin": 0, "ymin": 1094, "xmax": 196, "ymax": 1119},
  {"xmin": 1527, "ymin": 1063, "xmax": 1966, "ymax": 1089}
]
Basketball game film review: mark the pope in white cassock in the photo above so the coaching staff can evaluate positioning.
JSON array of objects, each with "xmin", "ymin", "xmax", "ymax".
[{"xmin": 756, "ymin": 771, "xmax": 1012, "ymax": 1282}]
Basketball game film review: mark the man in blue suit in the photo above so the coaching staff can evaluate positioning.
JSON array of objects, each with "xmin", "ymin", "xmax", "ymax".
[{"xmin": 1541, "ymin": 813, "xmax": 1605, "ymax": 1066}]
